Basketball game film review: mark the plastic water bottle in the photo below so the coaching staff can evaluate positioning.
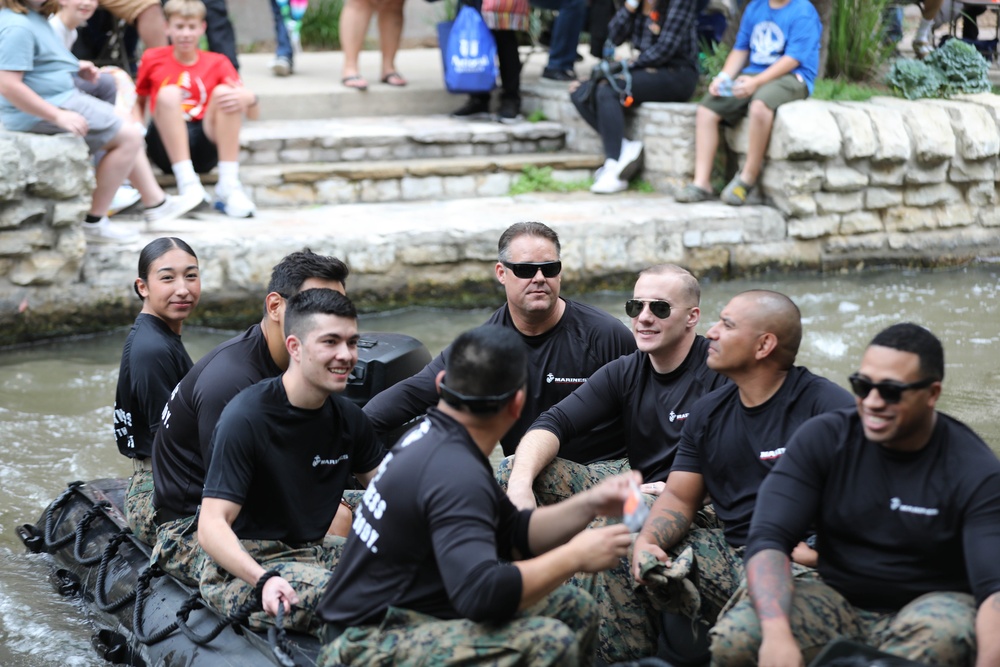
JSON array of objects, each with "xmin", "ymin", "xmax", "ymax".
[
  {"xmin": 603, "ymin": 39, "xmax": 616, "ymax": 62},
  {"xmin": 716, "ymin": 72, "xmax": 733, "ymax": 97}
]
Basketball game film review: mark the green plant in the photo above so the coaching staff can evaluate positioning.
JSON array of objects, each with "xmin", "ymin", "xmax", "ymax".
[
  {"xmin": 886, "ymin": 58, "xmax": 945, "ymax": 99},
  {"xmin": 526, "ymin": 109, "xmax": 548, "ymax": 123},
  {"xmin": 826, "ymin": 0, "xmax": 894, "ymax": 82},
  {"xmin": 509, "ymin": 166, "xmax": 591, "ymax": 195},
  {"xmin": 925, "ymin": 37, "xmax": 991, "ymax": 96},
  {"xmin": 629, "ymin": 179, "xmax": 655, "ymax": 193},
  {"xmin": 812, "ymin": 78, "xmax": 885, "ymax": 102},
  {"xmin": 698, "ymin": 40, "xmax": 730, "ymax": 81},
  {"xmin": 300, "ymin": 0, "xmax": 343, "ymax": 50}
]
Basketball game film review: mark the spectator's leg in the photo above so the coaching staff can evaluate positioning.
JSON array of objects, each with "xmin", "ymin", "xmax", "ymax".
[
  {"xmin": 915, "ymin": 0, "xmax": 943, "ymax": 56},
  {"xmin": 133, "ymin": 3, "xmax": 168, "ymax": 48},
  {"xmin": 377, "ymin": 0, "xmax": 405, "ymax": 81},
  {"xmin": 587, "ymin": 0, "xmax": 615, "ymax": 58},
  {"xmin": 594, "ymin": 81, "xmax": 624, "ymax": 160},
  {"xmin": 201, "ymin": 0, "xmax": 240, "ymax": 70},
  {"xmin": 92, "ymin": 123, "xmax": 144, "ymax": 215},
  {"xmin": 269, "ymin": 0, "xmax": 294, "ymax": 69},
  {"xmin": 339, "ymin": 0, "xmax": 374, "ymax": 84},
  {"xmin": 532, "ymin": 0, "xmax": 587, "ymax": 74},
  {"xmin": 882, "ymin": 5, "xmax": 903, "ymax": 45},
  {"xmin": 151, "ymin": 86, "xmax": 193, "ymax": 164},
  {"xmin": 202, "ymin": 83, "xmax": 243, "ymax": 164},
  {"xmin": 740, "ymin": 99, "xmax": 773, "ymax": 186},
  {"xmin": 692, "ymin": 104, "xmax": 722, "ymax": 192},
  {"xmin": 495, "ymin": 30, "xmax": 522, "ymax": 102},
  {"xmin": 962, "ymin": 5, "xmax": 985, "ymax": 40}
]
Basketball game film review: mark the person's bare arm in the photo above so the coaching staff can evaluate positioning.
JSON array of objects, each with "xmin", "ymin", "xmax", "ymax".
[
  {"xmin": 747, "ymin": 549, "xmax": 803, "ymax": 667},
  {"xmin": 976, "ymin": 592, "xmax": 1000, "ymax": 667},
  {"xmin": 506, "ymin": 429, "xmax": 561, "ymax": 510},
  {"xmin": 0, "ymin": 70, "xmax": 86, "ymax": 135},
  {"xmin": 631, "ymin": 470, "xmax": 705, "ymax": 582},
  {"xmin": 198, "ymin": 497, "xmax": 299, "ymax": 616},
  {"xmin": 732, "ymin": 55, "xmax": 799, "ymax": 98}
]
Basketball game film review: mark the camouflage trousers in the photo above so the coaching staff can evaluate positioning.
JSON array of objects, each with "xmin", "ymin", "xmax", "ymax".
[
  {"xmin": 124, "ymin": 469, "xmax": 157, "ymax": 546},
  {"xmin": 710, "ymin": 580, "xmax": 977, "ymax": 667},
  {"xmin": 151, "ymin": 513, "xmax": 207, "ymax": 587},
  {"xmin": 199, "ymin": 535, "xmax": 344, "ymax": 635},
  {"xmin": 317, "ymin": 583, "xmax": 600, "ymax": 667},
  {"xmin": 495, "ymin": 455, "xmax": 631, "ymax": 506}
]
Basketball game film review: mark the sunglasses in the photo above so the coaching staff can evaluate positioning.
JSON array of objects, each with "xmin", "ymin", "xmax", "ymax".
[
  {"xmin": 502, "ymin": 261, "xmax": 562, "ymax": 279},
  {"xmin": 847, "ymin": 373, "xmax": 936, "ymax": 405},
  {"xmin": 625, "ymin": 299, "xmax": 672, "ymax": 319}
]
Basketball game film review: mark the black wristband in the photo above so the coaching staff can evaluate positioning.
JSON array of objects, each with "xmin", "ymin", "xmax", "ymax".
[{"xmin": 253, "ymin": 569, "xmax": 281, "ymax": 609}]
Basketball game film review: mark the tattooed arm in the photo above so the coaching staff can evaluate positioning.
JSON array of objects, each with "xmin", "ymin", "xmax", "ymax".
[
  {"xmin": 747, "ymin": 549, "xmax": 803, "ymax": 667},
  {"xmin": 976, "ymin": 592, "xmax": 1000, "ymax": 667},
  {"xmin": 631, "ymin": 470, "xmax": 705, "ymax": 582}
]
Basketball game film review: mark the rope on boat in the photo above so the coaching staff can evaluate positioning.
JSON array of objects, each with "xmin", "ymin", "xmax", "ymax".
[
  {"xmin": 175, "ymin": 593, "xmax": 259, "ymax": 646},
  {"xmin": 132, "ymin": 565, "xmax": 181, "ymax": 645},
  {"xmin": 94, "ymin": 529, "xmax": 139, "ymax": 612},
  {"xmin": 269, "ymin": 604, "xmax": 297, "ymax": 667},
  {"xmin": 43, "ymin": 480, "xmax": 84, "ymax": 550},
  {"xmin": 72, "ymin": 502, "xmax": 112, "ymax": 566}
]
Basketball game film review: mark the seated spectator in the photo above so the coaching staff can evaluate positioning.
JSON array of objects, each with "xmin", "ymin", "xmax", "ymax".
[
  {"xmin": 134, "ymin": 0, "xmax": 259, "ymax": 218},
  {"xmin": 450, "ymin": 0, "xmax": 529, "ymax": 122},
  {"xmin": 315, "ymin": 324, "xmax": 636, "ymax": 666},
  {"xmin": 712, "ymin": 323, "xmax": 1000, "ymax": 667},
  {"xmin": 198, "ymin": 289, "xmax": 385, "ymax": 634},
  {"xmin": 569, "ymin": 0, "xmax": 699, "ymax": 194},
  {"xmin": 674, "ymin": 0, "xmax": 820, "ymax": 207},
  {"xmin": 115, "ymin": 237, "xmax": 201, "ymax": 545},
  {"xmin": 49, "ymin": 0, "xmax": 203, "ymax": 223},
  {"xmin": 0, "ymin": 0, "xmax": 143, "ymax": 244},
  {"xmin": 338, "ymin": 0, "xmax": 406, "ymax": 90}
]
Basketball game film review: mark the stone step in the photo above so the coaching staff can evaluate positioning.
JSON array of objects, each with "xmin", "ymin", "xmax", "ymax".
[
  {"xmin": 157, "ymin": 152, "xmax": 604, "ymax": 207},
  {"xmin": 237, "ymin": 116, "xmax": 569, "ymax": 167}
]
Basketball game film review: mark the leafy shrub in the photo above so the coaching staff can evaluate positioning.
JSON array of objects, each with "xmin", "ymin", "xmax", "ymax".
[
  {"xmin": 826, "ymin": 0, "xmax": 894, "ymax": 81},
  {"xmin": 886, "ymin": 59, "xmax": 945, "ymax": 99},
  {"xmin": 925, "ymin": 37, "xmax": 991, "ymax": 95},
  {"xmin": 300, "ymin": 0, "xmax": 343, "ymax": 50}
]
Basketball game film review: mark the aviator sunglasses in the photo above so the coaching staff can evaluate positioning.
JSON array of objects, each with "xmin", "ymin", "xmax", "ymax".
[
  {"xmin": 502, "ymin": 261, "xmax": 562, "ymax": 279},
  {"xmin": 847, "ymin": 373, "xmax": 936, "ymax": 404},
  {"xmin": 625, "ymin": 299, "xmax": 672, "ymax": 319}
]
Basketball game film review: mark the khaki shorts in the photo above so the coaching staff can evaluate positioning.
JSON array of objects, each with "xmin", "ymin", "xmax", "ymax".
[
  {"xmin": 99, "ymin": 0, "xmax": 161, "ymax": 24},
  {"xmin": 700, "ymin": 73, "xmax": 809, "ymax": 126}
]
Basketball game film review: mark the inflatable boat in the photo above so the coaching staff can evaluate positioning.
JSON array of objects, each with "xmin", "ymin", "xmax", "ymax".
[{"xmin": 16, "ymin": 332, "xmax": 431, "ymax": 667}]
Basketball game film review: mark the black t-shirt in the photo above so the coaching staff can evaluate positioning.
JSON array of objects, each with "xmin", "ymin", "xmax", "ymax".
[
  {"xmin": 114, "ymin": 313, "xmax": 193, "ymax": 460},
  {"xmin": 317, "ymin": 408, "xmax": 533, "ymax": 627},
  {"xmin": 530, "ymin": 336, "xmax": 727, "ymax": 481},
  {"xmin": 202, "ymin": 376, "xmax": 385, "ymax": 543},
  {"xmin": 363, "ymin": 298, "xmax": 637, "ymax": 462},
  {"xmin": 153, "ymin": 324, "xmax": 282, "ymax": 516},
  {"xmin": 672, "ymin": 366, "xmax": 854, "ymax": 547},
  {"xmin": 748, "ymin": 408, "xmax": 1000, "ymax": 611}
]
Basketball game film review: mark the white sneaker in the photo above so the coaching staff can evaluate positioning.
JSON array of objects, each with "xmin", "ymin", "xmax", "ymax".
[
  {"xmin": 179, "ymin": 180, "xmax": 211, "ymax": 206},
  {"xmin": 617, "ymin": 139, "xmax": 644, "ymax": 182},
  {"xmin": 143, "ymin": 191, "xmax": 204, "ymax": 223},
  {"xmin": 590, "ymin": 161, "xmax": 628, "ymax": 194},
  {"xmin": 82, "ymin": 217, "xmax": 140, "ymax": 244},
  {"xmin": 214, "ymin": 183, "xmax": 256, "ymax": 218},
  {"xmin": 270, "ymin": 55, "xmax": 292, "ymax": 77},
  {"xmin": 108, "ymin": 184, "xmax": 141, "ymax": 215}
]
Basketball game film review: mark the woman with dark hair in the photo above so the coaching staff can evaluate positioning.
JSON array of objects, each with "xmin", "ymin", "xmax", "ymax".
[
  {"xmin": 114, "ymin": 237, "xmax": 201, "ymax": 545},
  {"xmin": 570, "ymin": 0, "xmax": 699, "ymax": 194}
]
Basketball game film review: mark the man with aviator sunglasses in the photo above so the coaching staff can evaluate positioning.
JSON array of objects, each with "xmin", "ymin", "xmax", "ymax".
[
  {"xmin": 713, "ymin": 322, "xmax": 1000, "ymax": 667},
  {"xmin": 363, "ymin": 222, "xmax": 636, "ymax": 462},
  {"xmin": 500, "ymin": 263, "xmax": 727, "ymax": 662}
]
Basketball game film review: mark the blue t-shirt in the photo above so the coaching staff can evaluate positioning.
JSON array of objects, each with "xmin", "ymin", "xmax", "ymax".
[
  {"xmin": 0, "ymin": 8, "xmax": 77, "ymax": 131},
  {"xmin": 735, "ymin": 0, "xmax": 821, "ymax": 94}
]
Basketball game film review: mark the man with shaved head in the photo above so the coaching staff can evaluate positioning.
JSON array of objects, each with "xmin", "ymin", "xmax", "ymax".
[{"xmin": 630, "ymin": 290, "xmax": 854, "ymax": 633}]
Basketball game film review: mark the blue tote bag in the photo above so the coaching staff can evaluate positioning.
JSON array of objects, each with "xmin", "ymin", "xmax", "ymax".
[{"xmin": 440, "ymin": 5, "xmax": 498, "ymax": 94}]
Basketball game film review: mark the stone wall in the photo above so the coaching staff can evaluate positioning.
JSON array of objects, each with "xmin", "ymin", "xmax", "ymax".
[{"xmin": 524, "ymin": 88, "xmax": 1000, "ymax": 261}]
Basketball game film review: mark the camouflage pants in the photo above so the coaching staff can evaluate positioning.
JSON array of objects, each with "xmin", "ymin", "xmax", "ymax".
[
  {"xmin": 317, "ymin": 583, "xmax": 600, "ymax": 667},
  {"xmin": 495, "ymin": 456, "xmax": 631, "ymax": 506},
  {"xmin": 711, "ymin": 580, "xmax": 977, "ymax": 667},
  {"xmin": 151, "ymin": 513, "xmax": 206, "ymax": 587},
  {"xmin": 199, "ymin": 535, "xmax": 344, "ymax": 635},
  {"xmin": 124, "ymin": 470, "xmax": 157, "ymax": 546}
]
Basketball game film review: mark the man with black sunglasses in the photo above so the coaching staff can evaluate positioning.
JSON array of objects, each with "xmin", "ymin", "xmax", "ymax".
[
  {"xmin": 630, "ymin": 290, "xmax": 853, "ymax": 642},
  {"xmin": 499, "ymin": 263, "xmax": 726, "ymax": 662},
  {"xmin": 712, "ymin": 322, "xmax": 1000, "ymax": 667},
  {"xmin": 363, "ymin": 221, "xmax": 636, "ymax": 461}
]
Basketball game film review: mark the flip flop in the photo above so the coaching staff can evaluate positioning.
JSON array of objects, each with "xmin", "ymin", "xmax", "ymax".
[
  {"xmin": 381, "ymin": 72, "xmax": 407, "ymax": 87},
  {"xmin": 342, "ymin": 75, "xmax": 368, "ymax": 91}
]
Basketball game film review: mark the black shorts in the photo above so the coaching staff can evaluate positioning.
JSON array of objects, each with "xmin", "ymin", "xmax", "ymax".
[{"xmin": 145, "ymin": 119, "xmax": 218, "ymax": 174}]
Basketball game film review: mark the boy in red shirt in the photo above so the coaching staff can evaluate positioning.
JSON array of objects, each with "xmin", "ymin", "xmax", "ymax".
[{"xmin": 135, "ymin": 0, "xmax": 259, "ymax": 218}]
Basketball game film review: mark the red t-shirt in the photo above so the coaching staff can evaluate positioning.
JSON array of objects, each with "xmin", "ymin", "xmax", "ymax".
[{"xmin": 135, "ymin": 47, "xmax": 240, "ymax": 122}]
